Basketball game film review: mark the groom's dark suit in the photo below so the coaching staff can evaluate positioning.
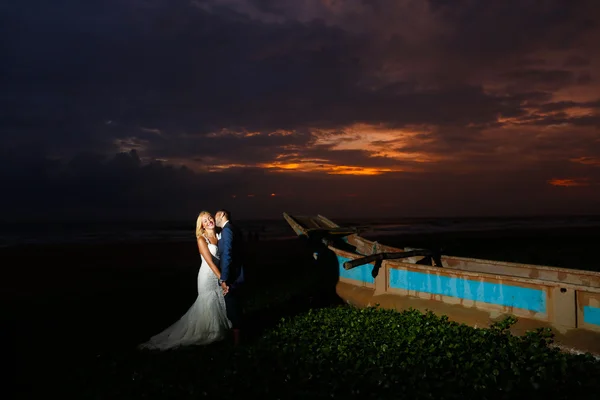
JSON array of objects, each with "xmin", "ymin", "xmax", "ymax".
[{"xmin": 217, "ymin": 220, "xmax": 245, "ymax": 329}]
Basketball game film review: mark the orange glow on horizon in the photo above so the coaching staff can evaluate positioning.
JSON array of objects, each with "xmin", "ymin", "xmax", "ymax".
[
  {"xmin": 259, "ymin": 161, "xmax": 406, "ymax": 175},
  {"xmin": 328, "ymin": 165, "xmax": 396, "ymax": 175},
  {"xmin": 548, "ymin": 178, "xmax": 591, "ymax": 187}
]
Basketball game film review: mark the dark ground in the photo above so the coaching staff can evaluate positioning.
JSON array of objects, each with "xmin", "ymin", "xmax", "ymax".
[
  {"xmin": 2, "ymin": 225, "xmax": 600, "ymax": 398},
  {"xmin": 2, "ymin": 239, "xmax": 326, "ymax": 398}
]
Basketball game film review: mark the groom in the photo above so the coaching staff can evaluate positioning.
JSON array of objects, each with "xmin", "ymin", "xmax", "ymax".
[{"xmin": 215, "ymin": 209, "xmax": 245, "ymax": 346}]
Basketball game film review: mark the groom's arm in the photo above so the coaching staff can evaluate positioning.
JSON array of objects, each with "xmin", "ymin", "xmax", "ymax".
[{"xmin": 219, "ymin": 227, "xmax": 233, "ymax": 284}]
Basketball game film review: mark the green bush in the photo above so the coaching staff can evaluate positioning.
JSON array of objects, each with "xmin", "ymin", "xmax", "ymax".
[
  {"xmin": 80, "ymin": 306, "xmax": 600, "ymax": 399},
  {"xmin": 236, "ymin": 307, "xmax": 599, "ymax": 399}
]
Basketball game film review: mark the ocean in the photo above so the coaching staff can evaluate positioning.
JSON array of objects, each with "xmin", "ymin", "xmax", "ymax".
[{"xmin": 1, "ymin": 215, "xmax": 600, "ymax": 248}]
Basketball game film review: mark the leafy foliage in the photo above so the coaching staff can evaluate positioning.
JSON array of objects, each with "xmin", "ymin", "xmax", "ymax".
[{"xmin": 75, "ymin": 306, "xmax": 599, "ymax": 399}]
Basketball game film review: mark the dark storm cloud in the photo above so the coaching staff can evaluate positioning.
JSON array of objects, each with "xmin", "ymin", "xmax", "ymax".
[
  {"xmin": 537, "ymin": 100, "xmax": 600, "ymax": 113},
  {"xmin": 0, "ymin": 149, "xmax": 264, "ymax": 220},
  {"xmin": 1, "ymin": 0, "xmax": 600, "ymax": 219},
  {"xmin": 564, "ymin": 55, "xmax": 591, "ymax": 67},
  {"xmin": 436, "ymin": 0, "xmax": 595, "ymax": 53},
  {"xmin": 528, "ymin": 114, "xmax": 600, "ymax": 128},
  {"xmin": 0, "ymin": 1, "xmax": 369, "ymax": 149},
  {"xmin": 140, "ymin": 129, "xmax": 314, "ymax": 165},
  {"xmin": 4, "ymin": 0, "xmax": 587, "ymax": 152},
  {"xmin": 2, "ymin": 1, "xmax": 594, "ymax": 138},
  {"xmin": 501, "ymin": 69, "xmax": 576, "ymax": 91}
]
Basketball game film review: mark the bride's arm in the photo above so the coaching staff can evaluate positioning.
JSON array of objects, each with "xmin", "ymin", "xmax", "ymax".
[{"xmin": 197, "ymin": 238, "xmax": 221, "ymax": 279}]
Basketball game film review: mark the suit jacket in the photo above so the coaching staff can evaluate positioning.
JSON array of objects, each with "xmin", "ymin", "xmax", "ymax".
[{"xmin": 217, "ymin": 221, "xmax": 245, "ymax": 289}]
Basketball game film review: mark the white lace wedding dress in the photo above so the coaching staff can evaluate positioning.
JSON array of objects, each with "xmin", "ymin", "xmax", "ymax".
[{"xmin": 139, "ymin": 238, "xmax": 232, "ymax": 350}]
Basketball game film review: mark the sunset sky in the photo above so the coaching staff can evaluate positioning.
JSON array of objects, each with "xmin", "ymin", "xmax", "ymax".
[{"xmin": 1, "ymin": 0, "xmax": 599, "ymax": 220}]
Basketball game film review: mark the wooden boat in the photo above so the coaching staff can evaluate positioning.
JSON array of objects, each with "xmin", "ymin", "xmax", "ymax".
[{"xmin": 283, "ymin": 213, "xmax": 600, "ymax": 356}]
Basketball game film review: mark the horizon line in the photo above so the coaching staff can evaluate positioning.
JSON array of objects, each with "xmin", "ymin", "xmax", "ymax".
[{"xmin": 2, "ymin": 212, "xmax": 600, "ymax": 225}]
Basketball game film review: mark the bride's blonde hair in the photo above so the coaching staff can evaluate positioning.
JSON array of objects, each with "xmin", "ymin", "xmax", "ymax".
[{"xmin": 195, "ymin": 211, "xmax": 212, "ymax": 238}]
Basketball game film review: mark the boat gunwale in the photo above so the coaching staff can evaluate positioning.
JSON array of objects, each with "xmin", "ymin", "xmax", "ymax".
[
  {"xmin": 326, "ymin": 243, "xmax": 600, "ymax": 294},
  {"xmin": 347, "ymin": 232, "xmax": 600, "ymax": 274},
  {"xmin": 349, "ymin": 234, "xmax": 600, "ymax": 278},
  {"xmin": 440, "ymin": 254, "xmax": 600, "ymax": 278}
]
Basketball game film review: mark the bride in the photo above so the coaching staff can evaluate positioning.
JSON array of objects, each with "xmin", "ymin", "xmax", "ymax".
[{"xmin": 139, "ymin": 211, "xmax": 232, "ymax": 350}]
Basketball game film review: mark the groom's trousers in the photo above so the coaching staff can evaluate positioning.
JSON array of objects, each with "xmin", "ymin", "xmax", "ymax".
[{"xmin": 225, "ymin": 287, "xmax": 244, "ymax": 329}]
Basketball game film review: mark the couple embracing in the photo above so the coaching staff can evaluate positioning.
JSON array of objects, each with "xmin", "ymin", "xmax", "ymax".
[{"xmin": 139, "ymin": 209, "xmax": 245, "ymax": 350}]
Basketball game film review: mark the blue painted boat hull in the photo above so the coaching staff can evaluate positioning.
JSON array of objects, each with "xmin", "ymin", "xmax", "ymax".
[{"xmin": 283, "ymin": 213, "xmax": 600, "ymax": 355}]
